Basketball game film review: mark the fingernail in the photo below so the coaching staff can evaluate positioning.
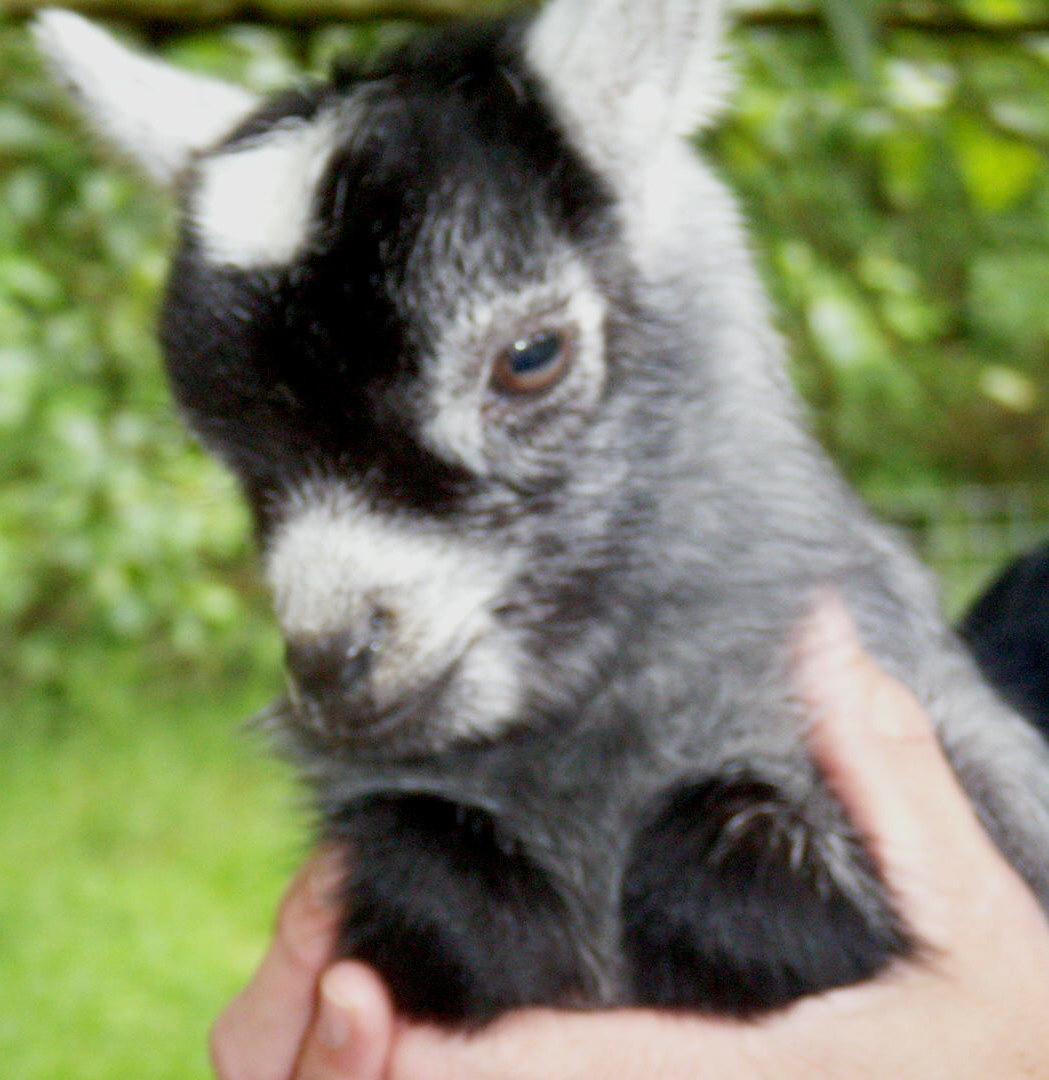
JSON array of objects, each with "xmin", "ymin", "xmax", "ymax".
[{"xmin": 318, "ymin": 965, "xmax": 364, "ymax": 1051}]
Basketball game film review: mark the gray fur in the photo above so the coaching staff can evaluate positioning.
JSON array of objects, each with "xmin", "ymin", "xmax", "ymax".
[{"xmin": 37, "ymin": 0, "xmax": 1049, "ymax": 1012}]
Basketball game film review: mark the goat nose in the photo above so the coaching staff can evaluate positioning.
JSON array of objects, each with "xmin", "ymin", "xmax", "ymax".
[{"xmin": 285, "ymin": 632, "xmax": 376, "ymax": 706}]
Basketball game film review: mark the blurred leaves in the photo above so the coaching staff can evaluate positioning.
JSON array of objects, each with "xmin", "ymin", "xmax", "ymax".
[
  {"xmin": 0, "ymin": 22, "xmax": 283, "ymax": 690},
  {"xmin": 714, "ymin": 2, "xmax": 1049, "ymax": 487},
  {"xmin": 821, "ymin": 0, "xmax": 884, "ymax": 82},
  {"xmin": 952, "ymin": 112, "xmax": 1042, "ymax": 211},
  {"xmin": 2, "ymin": 2, "xmax": 1049, "ymax": 690}
]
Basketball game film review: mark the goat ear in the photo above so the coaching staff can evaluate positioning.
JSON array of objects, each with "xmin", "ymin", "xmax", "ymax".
[
  {"xmin": 33, "ymin": 9, "xmax": 259, "ymax": 186},
  {"xmin": 525, "ymin": 0, "xmax": 731, "ymax": 171}
]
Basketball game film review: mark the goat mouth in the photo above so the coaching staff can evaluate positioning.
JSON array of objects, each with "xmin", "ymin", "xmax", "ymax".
[{"xmin": 284, "ymin": 660, "xmax": 462, "ymax": 751}]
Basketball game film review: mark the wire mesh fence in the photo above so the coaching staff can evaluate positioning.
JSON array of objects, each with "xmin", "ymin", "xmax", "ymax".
[{"xmin": 867, "ymin": 484, "xmax": 1049, "ymax": 621}]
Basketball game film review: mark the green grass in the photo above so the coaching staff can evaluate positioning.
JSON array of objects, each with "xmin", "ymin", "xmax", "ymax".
[
  {"xmin": 0, "ymin": 541, "xmax": 1028, "ymax": 1080},
  {"xmin": 1, "ymin": 643, "xmax": 307, "ymax": 1080}
]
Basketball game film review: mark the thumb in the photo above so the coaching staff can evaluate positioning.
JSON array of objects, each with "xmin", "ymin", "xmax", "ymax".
[
  {"xmin": 796, "ymin": 593, "xmax": 1002, "ymax": 931},
  {"xmin": 295, "ymin": 963, "xmax": 396, "ymax": 1080}
]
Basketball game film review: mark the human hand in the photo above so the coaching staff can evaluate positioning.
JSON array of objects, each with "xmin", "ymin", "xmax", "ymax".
[
  {"xmin": 211, "ymin": 597, "xmax": 1049, "ymax": 1079},
  {"xmin": 209, "ymin": 849, "xmax": 394, "ymax": 1080}
]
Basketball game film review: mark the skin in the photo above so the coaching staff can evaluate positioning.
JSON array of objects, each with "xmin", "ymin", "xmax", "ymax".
[{"xmin": 212, "ymin": 597, "xmax": 1049, "ymax": 1080}]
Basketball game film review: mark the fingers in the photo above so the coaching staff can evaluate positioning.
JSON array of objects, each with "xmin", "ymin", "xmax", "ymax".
[
  {"xmin": 795, "ymin": 595, "xmax": 1010, "ymax": 933},
  {"xmin": 213, "ymin": 596, "xmax": 1045, "ymax": 1080},
  {"xmin": 389, "ymin": 1009, "xmax": 669, "ymax": 1080},
  {"xmin": 388, "ymin": 1006, "xmax": 800, "ymax": 1080},
  {"xmin": 294, "ymin": 963, "xmax": 395, "ymax": 1080},
  {"xmin": 211, "ymin": 849, "xmax": 345, "ymax": 1080}
]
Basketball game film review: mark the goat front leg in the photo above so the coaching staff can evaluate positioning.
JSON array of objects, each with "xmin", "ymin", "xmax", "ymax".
[
  {"xmin": 330, "ymin": 794, "xmax": 590, "ymax": 1028},
  {"xmin": 621, "ymin": 776, "xmax": 911, "ymax": 1014}
]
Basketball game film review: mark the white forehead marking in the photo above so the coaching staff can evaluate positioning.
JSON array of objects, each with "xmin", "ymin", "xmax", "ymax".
[{"xmin": 192, "ymin": 111, "xmax": 342, "ymax": 269}]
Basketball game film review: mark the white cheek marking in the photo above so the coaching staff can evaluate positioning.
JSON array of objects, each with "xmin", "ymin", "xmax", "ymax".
[
  {"xmin": 264, "ymin": 487, "xmax": 524, "ymax": 732},
  {"xmin": 192, "ymin": 111, "xmax": 341, "ymax": 269}
]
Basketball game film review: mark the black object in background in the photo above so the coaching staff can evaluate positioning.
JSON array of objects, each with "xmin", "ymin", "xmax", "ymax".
[{"xmin": 960, "ymin": 541, "xmax": 1049, "ymax": 738}]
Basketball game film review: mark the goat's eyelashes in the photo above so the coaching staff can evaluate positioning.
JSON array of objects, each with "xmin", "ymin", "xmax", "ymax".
[{"xmin": 491, "ymin": 329, "xmax": 575, "ymax": 396}]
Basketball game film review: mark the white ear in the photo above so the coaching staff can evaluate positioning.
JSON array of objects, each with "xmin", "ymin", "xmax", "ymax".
[
  {"xmin": 526, "ymin": 0, "xmax": 731, "ymax": 175},
  {"xmin": 33, "ymin": 9, "xmax": 259, "ymax": 185}
]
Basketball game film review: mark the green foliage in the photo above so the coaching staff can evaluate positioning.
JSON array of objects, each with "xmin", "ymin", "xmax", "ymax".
[
  {"xmin": 3, "ymin": 4, "xmax": 1048, "ymax": 694},
  {"xmin": 0, "ymin": 23, "xmax": 265, "ymax": 693},
  {"xmin": 0, "ymin": 18, "xmax": 436, "ymax": 697},
  {"xmin": 2, "ymin": 7, "xmax": 1049, "ymax": 1077},
  {"xmin": 820, "ymin": 0, "xmax": 885, "ymax": 82},
  {"xmin": 716, "ymin": 5, "xmax": 1049, "ymax": 488}
]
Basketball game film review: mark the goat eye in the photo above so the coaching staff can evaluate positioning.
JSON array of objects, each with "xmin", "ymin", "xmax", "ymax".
[{"xmin": 493, "ymin": 330, "xmax": 573, "ymax": 395}]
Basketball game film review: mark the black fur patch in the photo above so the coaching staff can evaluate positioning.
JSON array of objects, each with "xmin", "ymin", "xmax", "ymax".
[
  {"xmin": 161, "ymin": 19, "xmax": 613, "ymax": 528},
  {"xmin": 621, "ymin": 778, "xmax": 910, "ymax": 1015},
  {"xmin": 330, "ymin": 795, "xmax": 589, "ymax": 1026}
]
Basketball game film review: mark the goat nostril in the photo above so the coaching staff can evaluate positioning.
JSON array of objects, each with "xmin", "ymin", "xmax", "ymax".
[{"xmin": 285, "ymin": 632, "xmax": 376, "ymax": 705}]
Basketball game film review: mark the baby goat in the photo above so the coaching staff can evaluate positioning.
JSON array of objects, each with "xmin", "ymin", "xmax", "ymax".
[{"xmin": 37, "ymin": 0, "xmax": 1049, "ymax": 1026}]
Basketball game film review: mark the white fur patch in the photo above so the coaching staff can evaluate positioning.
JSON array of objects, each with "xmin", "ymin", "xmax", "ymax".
[
  {"xmin": 265, "ymin": 485, "xmax": 523, "ymax": 736},
  {"xmin": 192, "ymin": 111, "xmax": 342, "ymax": 269},
  {"xmin": 526, "ymin": 0, "xmax": 732, "ymax": 183},
  {"xmin": 34, "ymin": 10, "xmax": 257, "ymax": 185}
]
